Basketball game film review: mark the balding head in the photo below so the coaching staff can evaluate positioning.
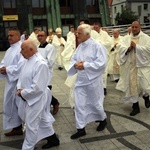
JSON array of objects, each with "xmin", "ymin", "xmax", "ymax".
[
  {"xmin": 113, "ymin": 29, "xmax": 120, "ymax": 38},
  {"xmin": 131, "ymin": 21, "xmax": 141, "ymax": 36},
  {"xmin": 21, "ymin": 40, "xmax": 37, "ymax": 59}
]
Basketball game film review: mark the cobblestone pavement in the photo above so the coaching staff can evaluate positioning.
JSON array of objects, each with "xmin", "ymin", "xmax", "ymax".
[{"xmin": 0, "ymin": 51, "xmax": 150, "ymax": 150}]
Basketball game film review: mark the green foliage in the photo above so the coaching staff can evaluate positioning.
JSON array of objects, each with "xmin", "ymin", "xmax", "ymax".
[{"xmin": 115, "ymin": 8, "xmax": 139, "ymax": 25}]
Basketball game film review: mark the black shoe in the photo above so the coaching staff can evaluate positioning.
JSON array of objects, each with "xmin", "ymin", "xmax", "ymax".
[
  {"xmin": 71, "ymin": 128, "xmax": 86, "ymax": 139},
  {"xmin": 42, "ymin": 133, "xmax": 60, "ymax": 149},
  {"xmin": 145, "ymin": 100, "xmax": 150, "ymax": 108},
  {"xmin": 130, "ymin": 102, "xmax": 140, "ymax": 116},
  {"xmin": 115, "ymin": 79, "xmax": 119, "ymax": 83},
  {"xmin": 143, "ymin": 96, "xmax": 150, "ymax": 108},
  {"xmin": 95, "ymin": 120, "xmax": 100, "ymax": 123},
  {"xmin": 130, "ymin": 109, "xmax": 140, "ymax": 116},
  {"xmin": 58, "ymin": 67, "xmax": 63, "ymax": 70},
  {"xmin": 4, "ymin": 129, "xmax": 23, "ymax": 136},
  {"xmin": 104, "ymin": 88, "xmax": 107, "ymax": 96},
  {"xmin": 96, "ymin": 119, "xmax": 107, "ymax": 131}
]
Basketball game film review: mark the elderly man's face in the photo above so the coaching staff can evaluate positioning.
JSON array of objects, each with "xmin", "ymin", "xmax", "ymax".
[
  {"xmin": 21, "ymin": 44, "xmax": 31, "ymax": 59},
  {"xmin": 76, "ymin": 27, "xmax": 88, "ymax": 43},
  {"xmin": 113, "ymin": 30, "xmax": 119, "ymax": 39}
]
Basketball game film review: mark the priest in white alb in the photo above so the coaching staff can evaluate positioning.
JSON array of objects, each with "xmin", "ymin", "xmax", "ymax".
[
  {"xmin": 116, "ymin": 21, "xmax": 150, "ymax": 116},
  {"xmin": 0, "ymin": 27, "xmax": 25, "ymax": 136},
  {"xmin": 68, "ymin": 24, "xmax": 107, "ymax": 139},
  {"xmin": 17, "ymin": 40, "xmax": 59, "ymax": 150}
]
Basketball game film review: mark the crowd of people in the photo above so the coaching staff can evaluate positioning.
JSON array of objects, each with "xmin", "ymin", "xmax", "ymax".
[{"xmin": 0, "ymin": 20, "xmax": 150, "ymax": 149}]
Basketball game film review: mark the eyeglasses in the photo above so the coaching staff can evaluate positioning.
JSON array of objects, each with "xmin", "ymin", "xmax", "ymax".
[{"xmin": 37, "ymin": 35, "xmax": 45, "ymax": 37}]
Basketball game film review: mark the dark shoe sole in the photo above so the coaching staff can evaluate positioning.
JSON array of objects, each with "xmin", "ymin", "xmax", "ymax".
[
  {"xmin": 96, "ymin": 120, "xmax": 107, "ymax": 131},
  {"xmin": 71, "ymin": 131, "xmax": 86, "ymax": 139},
  {"xmin": 130, "ymin": 110, "xmax": 140, "ymax": 116},
  {"xmin": 5, "ymin": 130, "xmax": 23, "ymax": 136},
  {"xmin": 145, "ymin": 100, "xmax": 150, "ymax": 108}
]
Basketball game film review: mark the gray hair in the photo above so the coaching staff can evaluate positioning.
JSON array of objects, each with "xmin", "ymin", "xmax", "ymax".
[{"xmin": 79, "ymin": 24, "xmax": 91, "ymax": 36}]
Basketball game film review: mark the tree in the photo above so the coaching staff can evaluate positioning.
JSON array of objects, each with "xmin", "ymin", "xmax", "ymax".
[{"xmin": 115, "ymin": 8, "xmax": 139, "ymax": 25}]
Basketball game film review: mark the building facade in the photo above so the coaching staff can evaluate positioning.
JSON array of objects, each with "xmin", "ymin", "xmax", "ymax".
[
  {"xmin": 111, "ymin": 0, "xmax": 150, "ymax": 25},
  {"xmin": 0, "ymin": 0, "xmax": 110, "ymax": 38}
]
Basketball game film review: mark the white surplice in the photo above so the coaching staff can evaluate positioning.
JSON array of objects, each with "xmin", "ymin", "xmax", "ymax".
[
  {"xmin": 107, "ymin": 35, "xmax": 123, "ymax": 80},
  {"xmin": 97, "ymin": 29, "xmax": 112, "ymax": 89},
  {"xmin": 17, "ymin": 53, "xmax": 55, "ymax": 150},
  {"xmin": 116, "ymin": 31, "xmax": 150, "ymax": 103},
  {"xmin": 38, "ymin": 42, "xmax": 56, "ymax": 85},
  {"xmin": 0, "ymin": 41, "xmax": 25, "ymax": 130},
  {"xmin": 52, "ymin": 35, "xmax": 66, "ymax": 68},
  {"xmin": 68, "ymin": 37, "xmax": 107, "ymax": 129}
]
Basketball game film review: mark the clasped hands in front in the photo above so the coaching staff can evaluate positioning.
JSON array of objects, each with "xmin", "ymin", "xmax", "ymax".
[
  {"xmin": 74, "ymin": 61, "xmax": 84, "ymax": 70},
  {"xmin": 0, "ymin": 66, "xmax": 7, "ymax": 75},
  {"xmin": 17, "ymin": 89, "xmax": 22, "ymax": 97},
  {"xmin": 127, "ymin": 41, "xmax": 136, "ymax": 53}
]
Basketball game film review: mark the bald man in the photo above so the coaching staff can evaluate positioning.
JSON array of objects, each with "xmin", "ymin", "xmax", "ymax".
[
  {"xmin": 116, "ymin": 21, "xmax": 150, "ymax": 116},
  {"xmin": 108, "ymin": 29, "xmax": 123, "ymax": 82},
  {"xmin": 0, "ymin": 27, "xmax": 25, "ymax": 136},
  {"xmin": 17, "ymin": 40, "xmax": 59, "ymax": 149}
]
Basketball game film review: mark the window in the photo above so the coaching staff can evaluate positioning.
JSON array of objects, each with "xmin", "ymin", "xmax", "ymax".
[
  {"xmin": 144, "ymin": 4, "xmax": 148, "ymax": 10},
  {"xmin": 86, "ymin": 0, "xmax": 97, "ymax": 6},
  {"xmin": 4, "ymin": 21, "xmax": 17, "ymax": 27},
  {"xmin": 32, "ymin": 0, "xmax": 44, "ymax": 8},
  {"xmin": 114, "ymin": 7, "xmax": 117, "ymax": 14},
  {"xmin": 121, "ymin": 5, "xmax": 123, "ymax": 12},
  {"xmin": 59, "ymin": 0, "xmax": 71, "ymax": 7},
  {"xmin": 3, "ymin": 0, "xmax": 16, "ymax": 8},
  {"xmin": 4, "ymin": 21, "xmax": 17, "ymax": 36}
]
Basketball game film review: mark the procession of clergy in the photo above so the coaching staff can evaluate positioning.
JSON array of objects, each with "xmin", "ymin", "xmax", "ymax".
[{"xmin": 0, "ymin": 20, "xmax": 150, "ymax": 150}]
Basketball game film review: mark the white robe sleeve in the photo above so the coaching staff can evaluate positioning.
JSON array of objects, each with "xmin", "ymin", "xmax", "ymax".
[
  {"xmin": 117, "ymin": 36, "xmax": 130, "ymax": 65},
  {"xmin": 83, "ymin": 44, "xmax": 107, "ymax": 80},
  {"xmin": 136, "ymin": 34, "xmax": 150, "ymax": 67},
  {"xmin": 6, "ymin": 54, "xmax": 26, "ymax": 82},
  {"xmin": 20, "ymin": 62, "xmax": 50, "ymax": 106},
  {"xmin": 68, "ymin": 52, "xmax": 77, "ymax": 76},
  {"xmin": 0, "ymin": 59, "xmax": 6, "ymax": 79},
  {"xmin": 47, "ymin": 45, "xmax": 56, "ymax": 70}
]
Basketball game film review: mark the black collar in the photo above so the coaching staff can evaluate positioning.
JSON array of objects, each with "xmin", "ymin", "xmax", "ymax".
[{"xmin": 39, "ymin": 42, "xmax": 48, "ymax": 48}]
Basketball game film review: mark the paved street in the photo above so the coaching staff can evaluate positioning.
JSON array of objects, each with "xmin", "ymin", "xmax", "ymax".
[{"xmin": 0, "ymin": 51, "xmax": 150, "ymax": 150}]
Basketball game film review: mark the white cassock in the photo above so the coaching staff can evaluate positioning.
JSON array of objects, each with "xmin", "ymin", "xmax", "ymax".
[
  {"xmin": 17, "ymin": 53, "xmax": 55, "ymax": 150},
  {"xmin": 0, "ymin": 41, "xmax": 25, "ymax": 130},
  {"xmin": 98, "ymin": 29, "xmax": 112, "ymax": 89},
  {"xmin": 107, "ymin": 35, "xmax": 123, "ymax": 81},
  {"xmin": 38, "ymin": 42, "xmax": 56, "ymax": 85},
  {"xmin": 116, "ymin": 31, "xmax": 150, "ymax": 103},
  {"xmin": 68, "ymin": 38, "xmax": 107, "ymax": 129},
  {"xmin": 46, "ymin": 34, "xmax": 54, "ymax": 44},
  {"xmin": 91, "ymin": 29, "xmax": 101, "ymax": 42},
  {"xmin": 52, "ymin": 35, "xmax": 66, "ymax": 68},
  {"xmin": 62, "ymin": 32, "xmax": 76, "ymax": 71},
  {"xmin": 64, "ymin": 29, "xmax": 102, "ymax": 108},
  {"xmin": 62, "ymin": 32, "xmax": 76, "ymax": 107}
]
